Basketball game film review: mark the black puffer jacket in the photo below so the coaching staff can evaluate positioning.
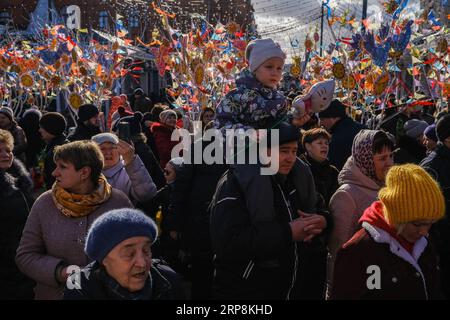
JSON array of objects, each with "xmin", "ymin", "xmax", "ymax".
[
  {"xmin": 0, "ymin": 159, "xmax": 35, "ymax": 299},
  {"xmin": 210, "ymin": 165, "xmax": 330, "ymax": 300},
  {"xmin": 63, "ymin": 260, "xmax": 185, "ymax": 300}
]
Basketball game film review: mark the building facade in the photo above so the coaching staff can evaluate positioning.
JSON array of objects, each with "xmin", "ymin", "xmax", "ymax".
[{"xmin": 0, "ymin": 0, "xmax": 255, "ymax": 39}]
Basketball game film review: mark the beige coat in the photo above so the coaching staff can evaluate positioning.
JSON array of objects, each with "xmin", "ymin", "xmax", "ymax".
[{"xmin": 326, "ymin": 156, "xmax": 382, "ymax": 296}]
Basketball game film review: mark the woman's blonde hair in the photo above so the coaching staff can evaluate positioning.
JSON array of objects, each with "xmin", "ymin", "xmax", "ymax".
[
  {"xmin": 54, "ymin": 141, "xmax": 104, "ymax": 186},
  {"xmin": 0, "ymin": 129, "xmax": 14, "ymax": 150}
]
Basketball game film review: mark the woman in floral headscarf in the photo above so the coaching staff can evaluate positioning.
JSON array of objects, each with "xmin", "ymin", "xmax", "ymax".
[
  {"xmin": 16, "ymin": 141, "xmax": 133, "ymax": 300},
  {"xmin": 326, "ymin": 130, "xmax": 394, "ymax": 298}
]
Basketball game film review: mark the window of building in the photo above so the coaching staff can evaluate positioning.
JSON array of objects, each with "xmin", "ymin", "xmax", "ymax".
[{"xmin": 99, "ymin": 11, "xmax": 108, "ymax": 29}]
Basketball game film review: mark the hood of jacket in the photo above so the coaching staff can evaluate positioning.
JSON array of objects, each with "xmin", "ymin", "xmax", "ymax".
[
  {"xmin": 235, "ymin": 68, "xmax": 286, "ymax": 102},
  {"xmin": 338, "ymin": 156, "xmax": 381, "ymax": 191}
]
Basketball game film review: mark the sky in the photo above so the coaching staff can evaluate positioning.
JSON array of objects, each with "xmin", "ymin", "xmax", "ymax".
[{"xmin": 250, "ymin": 0, "xmax": 422, "ymax": 60}]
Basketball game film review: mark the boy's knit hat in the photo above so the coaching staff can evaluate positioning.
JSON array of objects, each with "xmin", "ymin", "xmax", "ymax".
[
  {"xmin": 245, "ymin": 39, "xmax": 286, "ymax": 73},
  {"xmin": 379, "ymin": 164, "xmax": 445, "ymax": 226}
]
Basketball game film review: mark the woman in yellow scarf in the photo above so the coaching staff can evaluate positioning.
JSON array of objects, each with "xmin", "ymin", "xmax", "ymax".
[{"xmin": 16, "ymin": 140, "xmax": 133, "ymax": 300}]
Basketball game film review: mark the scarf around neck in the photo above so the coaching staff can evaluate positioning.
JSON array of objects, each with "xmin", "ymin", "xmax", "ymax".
[{"xmin": 52, "ymin": 175, "xmax": 112, "ymax": 218}]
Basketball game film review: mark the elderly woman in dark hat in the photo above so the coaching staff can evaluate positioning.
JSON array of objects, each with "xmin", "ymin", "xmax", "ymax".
[
  {"xmin": 16, "ymin": 141, "xmax": 133, "ymax": 299},
  {"xmin": 64, "ymin": 208, "xmax": 184, "ymax": 300},
  {"xmin": 39, "ymin": 112, "xmax": 69, "ymax": 189}
]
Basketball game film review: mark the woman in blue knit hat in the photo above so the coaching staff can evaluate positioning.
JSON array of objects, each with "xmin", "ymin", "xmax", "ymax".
[{"xmin": 64, "ymin": 208, "xmax": 185, "ymax": 300}]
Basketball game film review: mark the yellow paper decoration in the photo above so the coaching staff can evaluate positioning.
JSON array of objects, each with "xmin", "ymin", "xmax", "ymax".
[
  {"xmin": 21, "ymin": 74, "xmax": 34, "ymax": 88},
  {"xmin": 342, "ymin": 75, "xmax": 356, "ymax": 90},
  {"xmin": 69, "ymin": 93, "xmax": 83, "ymax": 109},
  {"xmin": 290, "ymin": 65, "xmax": 301, "ymax": 77},
  {"xmin": 332, "ymin": 63, "xmax": 346, "ymax": 79},
  {"xmin": 194, "ymin": 65, "xmax": 204, "ymax": 85}
]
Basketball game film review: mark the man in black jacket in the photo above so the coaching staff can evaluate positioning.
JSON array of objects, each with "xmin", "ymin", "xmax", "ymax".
[
  {"xmin": 170, "ymin": 137, "xmax": 228, "ymax": 299},
  {"xmin": 210, "ymin": 122, "xmax": 330, "ymax": 300},
  {"xmin": 319, "ymin": 99, "xmax": 366, "ymax": 170},
  {"xmin": 39, "ymin": 112, "xmax": 69, "ymax": 189},
  {"xmin": 420, "ymin": 115, "xmax": 450, "ymax": 298}
]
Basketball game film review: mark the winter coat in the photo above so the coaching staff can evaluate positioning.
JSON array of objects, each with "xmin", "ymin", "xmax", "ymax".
[
  {"xmin": 210, "ymin": 167, "xmax": 330, "ymax": 300},
  {"xmin": 327, "ymin": 156, "xmax": 382, "ymax": 292},
  {"xmin": 10, "ymin": 123, "xmax": 28, "ymax": 164},
  {"xmin": 0, "ymin": 159, "xmax": 35, "ymax": 299},
  {"xmin": 67, "ymin": 121, "xmax": 101, "ymax": 142},
  {"xmin": 328, "ymin": 116, "xmax": 366, "ymax": 170},
  {"xmin": 43, "ymin": 135, "xmax": 69, "ymax": 190},
  {"xmin": 393, "ymin": 135, "xmax": 427, "ymax": 165},
  {"xmin": 214, "ymin": 69, "xmax": 288, "ymax": 132},
  {"xmin": 300, "ymin": 154, "xmax": 339, "ymax": 207},
  {"xmin": 15, "ymin": 189, "xmax": 133, "ymax": 300},
  {"xmin": 103, "ymin": 155, "xmax": 157, "ymax": 204},
  {"xmin": 331, "ymin": 223, "xmax": 443, "ymax": 299},
  {"xmin": 151, "ymin": 122, "xmax": 180, "ymax": 169},
  {"xmin": 421, "ymin": 144, "xmax": 450, "ymax": 297},
  {"xmin": 63, "ymin": 260, "xmax": 185, "ymax": 300}
]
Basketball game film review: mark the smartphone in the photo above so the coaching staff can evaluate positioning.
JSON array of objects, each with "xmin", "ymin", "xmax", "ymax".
[{"xmin": 118, "ymin": 121, "xmax": 131, "ymax": 143}]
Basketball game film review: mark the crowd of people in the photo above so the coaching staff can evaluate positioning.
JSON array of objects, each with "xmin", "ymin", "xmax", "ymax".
[{"xmin": 1, "ymin": 37, "xmax": 450, "ymax": 300}]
